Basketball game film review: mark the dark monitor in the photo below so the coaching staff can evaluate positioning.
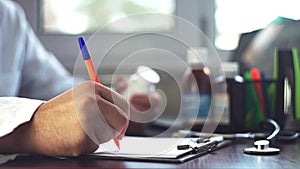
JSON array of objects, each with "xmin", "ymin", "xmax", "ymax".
[
  {"xmin": 231, "ymin": 30, "xmax": 260, "ymax": 75},
  {"xmin": 231, "ymin": 19, "xmax": 300, "ymax": 78}
]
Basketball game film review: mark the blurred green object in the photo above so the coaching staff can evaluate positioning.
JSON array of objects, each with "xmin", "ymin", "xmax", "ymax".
[
  {"xmin": 292, "ymin": 49, "xmax": 300, "ymax": 119},
  {"xmin": 269, "ymin": 16, "xmax": 295, "ymax": 25}
]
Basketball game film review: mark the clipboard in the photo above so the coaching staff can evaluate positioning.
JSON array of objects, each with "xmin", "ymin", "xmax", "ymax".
[{"xmin": 84, "ymin": 136, "xmax": 231, "ymax": 163}]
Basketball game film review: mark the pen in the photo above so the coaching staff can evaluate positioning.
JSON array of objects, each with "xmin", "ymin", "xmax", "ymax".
[
  {"xmin": 250, "ymin": 68, "xmax": 266, "ymax": 118},
  {"xmin": 78, "ymin": 36, "xmax": 120, "ymax": 149},
  {"xmin": 244, "ymin": 71, "xmax": 264, "ymax": 128}
]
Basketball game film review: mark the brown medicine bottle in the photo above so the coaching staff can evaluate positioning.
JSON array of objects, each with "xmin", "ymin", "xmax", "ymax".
[{"xmin": 181, "ymin": 47, "xmax": 212, "ymax": 123}]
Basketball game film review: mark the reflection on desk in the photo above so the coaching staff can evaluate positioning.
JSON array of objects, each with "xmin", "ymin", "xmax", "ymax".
[{"xmin": 2, "ymin": 139, "xmax": 300, "ymax": 168}]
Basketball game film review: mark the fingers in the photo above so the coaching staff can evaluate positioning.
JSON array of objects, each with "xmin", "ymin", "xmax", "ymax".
[
  {"xmin": 95, "ymin": 94, "xmax": 129, "ymax": 132},
  {"xmin": 130, "ymin": 93, "xmax": 151, "ymax": 111},
  {"xmin": 95, "ymin": 83, "xmax": 129, "ymax": 118},
  {"xmin": 116, "ymin": 119, "xmax": 129, "ymax": 140},
  {"xmin": 130, "ymin": 92, "xmax": 161, "ymax": 112},
  {"xmin": 128, "ymin": 91, "xmax": 164, "ymax": 124},
  {"xmin": 73, "ymin": 81, "xmax": 130, "ymax": 145},
  {"xmin": 112, "ymin": 75, "xmax": 128, "ymax": 94},
  {"xmin": 93, "ymin": 82, "xmax": 130, "ymax": 138}
]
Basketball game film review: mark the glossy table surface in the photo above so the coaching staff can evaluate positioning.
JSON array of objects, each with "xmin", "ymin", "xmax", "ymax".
[{"xmin": 1, "ymin": 139, "xmax": 300, "ymax": 169}]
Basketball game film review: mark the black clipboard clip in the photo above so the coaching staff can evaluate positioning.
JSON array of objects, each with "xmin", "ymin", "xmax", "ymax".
[{"xmin": 177, "ymin": 139, "xmax": 219, "ymax": 154}]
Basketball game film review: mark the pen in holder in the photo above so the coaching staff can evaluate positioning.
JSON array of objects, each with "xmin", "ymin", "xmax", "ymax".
[
  {"xmin": 228, "ymin": 77, "xmax": 284, "ymax": 132},
  {"xmin": 228, "ymin": 48, "xmax": 300, "ymax": 132},
  {"xmin": 244, "ymin": 79, "xmax": 283, "ymax": 130}
]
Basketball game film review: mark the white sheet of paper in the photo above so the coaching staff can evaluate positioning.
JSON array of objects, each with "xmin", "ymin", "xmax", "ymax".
[{"xmin": 93, "ymin": 137, "xmax": 195, "ymax": 159}]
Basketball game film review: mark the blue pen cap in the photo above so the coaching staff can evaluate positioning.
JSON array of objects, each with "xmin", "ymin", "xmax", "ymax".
[{"xmin": 78, "ymin": 37, "xmax": 91, "ymax": 60}]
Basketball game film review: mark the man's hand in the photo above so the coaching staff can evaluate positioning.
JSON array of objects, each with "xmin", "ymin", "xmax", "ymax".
[
  {"xmin": 129, "ymin": 92, "xmax": 163, "ymax": 123},
  {"xmin": 0, "ymin": 81, "xmax": 129, "ymax": 156},
  {"xmin": 113, "ymin": 75, "xmax": 164, "ymax": 123}
]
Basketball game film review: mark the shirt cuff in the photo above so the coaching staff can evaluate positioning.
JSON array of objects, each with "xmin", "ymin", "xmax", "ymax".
[{"xmin": 0, "ymin": 97, "xmax": 44, "ymax": 137}]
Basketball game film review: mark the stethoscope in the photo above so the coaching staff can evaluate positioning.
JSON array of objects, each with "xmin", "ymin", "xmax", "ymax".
[
  {"xmin": 178, "ymin": 119, "xmax": 300, "ymax": 155},
  {"xmin": 243, "ymin": 119, "xmax": 281, "ymax": 155}
]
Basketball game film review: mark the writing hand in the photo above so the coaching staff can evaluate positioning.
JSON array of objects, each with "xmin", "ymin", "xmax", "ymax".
[{"xmin": 2, "ymin": 81, "xmax": 129, "ymax": 156}]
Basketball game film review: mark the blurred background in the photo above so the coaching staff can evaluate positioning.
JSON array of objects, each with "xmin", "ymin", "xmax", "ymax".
[
  {"xmin": 15, "ymin": 0, "xmax": 300, "ymax": 75},
  {"xmin": 14, "ymin": 0, "xmax": 300, "ymax": 134}
]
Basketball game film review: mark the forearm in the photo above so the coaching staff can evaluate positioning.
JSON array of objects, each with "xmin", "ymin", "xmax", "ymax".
[
  {"xmin": 22, "ymin": 99, "xmax": 98, "ymax": 156},
  {"xmin": 18, "ymin": 93, "xmax": 98, "ymax": 156},
  {"xmin": 0, "ymin": 82, "xmax": 129, "ymax": 157},
  {"xmin": 0, "ymin": 94, "xmax": 98, "ymax": 156}
]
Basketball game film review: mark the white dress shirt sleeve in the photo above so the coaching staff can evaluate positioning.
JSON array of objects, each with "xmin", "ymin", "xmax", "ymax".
[
  {"xmin": 0, "ymin": 96, "xmax": 43, "ymax": 164},
  {"xmin": 0, "ymin": 97, "xmax": 44, "ymax": 137},
  {"xmin": 0, "ymin": 1, "xmax": 79, "ymax": 161},
  {"xmin": 0, "ymin": 0, "xmax": 85, "ymax": 140}
]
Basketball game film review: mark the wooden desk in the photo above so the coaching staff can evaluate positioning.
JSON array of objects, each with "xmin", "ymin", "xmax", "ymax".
[{"xmin": 2, "ymin": 140, "xmax": 300, "ymax": 168}]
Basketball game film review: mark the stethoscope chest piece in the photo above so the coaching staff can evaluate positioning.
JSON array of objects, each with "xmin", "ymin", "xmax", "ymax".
[{"xmin": 243, "ymin": 140, "xmax": 280, "ymax": 155}]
